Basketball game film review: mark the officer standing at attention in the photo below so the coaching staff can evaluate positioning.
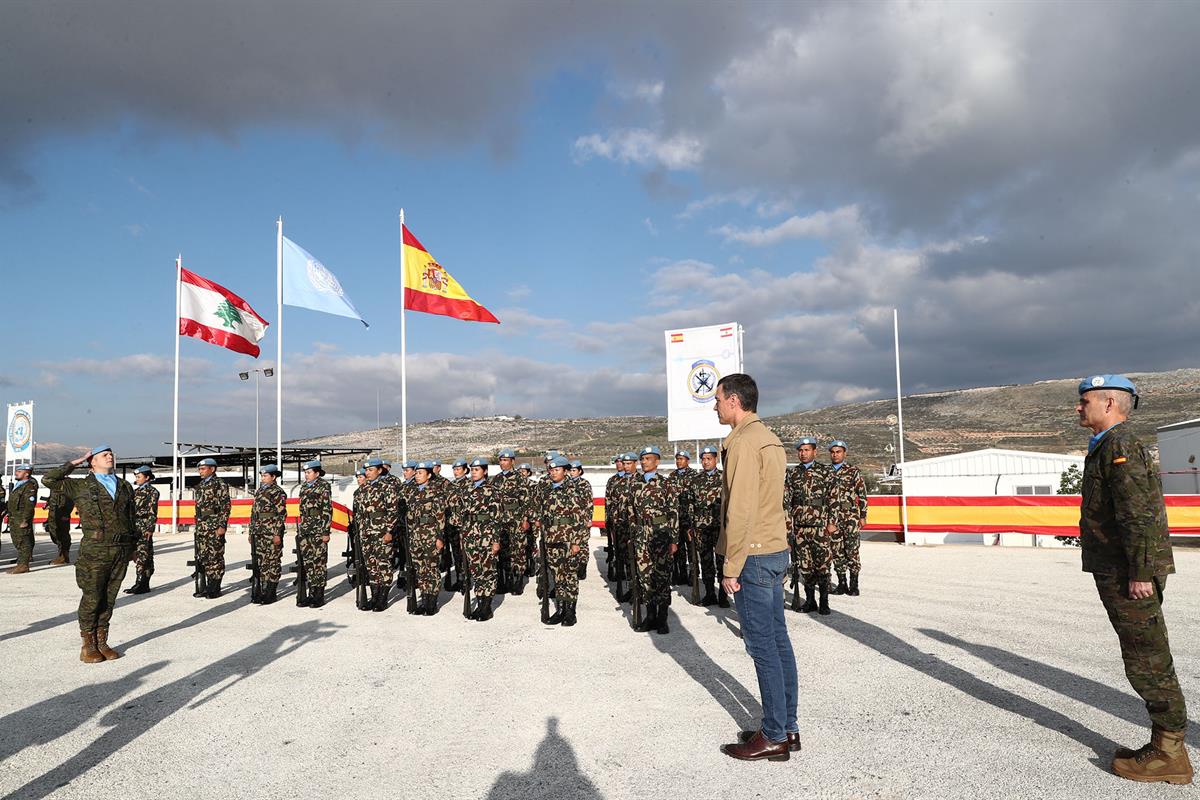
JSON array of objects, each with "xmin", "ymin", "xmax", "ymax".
[
  {"xmin": 124, "ymin": 465, "xmax": 159, "ymax": 595},
  {"xmin": 827, "ymin": 440, "xmax": 869, "ymax": 597},
  {"xmin": 6, "ymin": 464, "xmax": 38, "ymax": 574},
  {"xmin": 1077, "ymin": 374, "xmax": 1191, "ymax": 784},
  {"xmin": 193, "ymin": 457, "xmax": 231, "ymax": 598},
  {"xmin": 248, "ymin": 465, "xmax": 287, "ymax": 605},
  {"xmin": 42, "ymin": 446, "xmax": 137, "ymax": 663},
  {"xmin": 629, "ymin": 446, "xmax": 680, "ymax": 635},
  {"xmin": 784, "ymin": 437, "xmax": 835, "ymax": 615}
]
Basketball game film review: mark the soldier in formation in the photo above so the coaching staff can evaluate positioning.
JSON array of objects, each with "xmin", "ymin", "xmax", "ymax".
[
  {"xmin": 490, "ymin": 448, "xmax": 530, "ymax": 595},
  {"xmin": 297, "ymin": 459, "xmax": 333, "ymax": 608},
  {"xmin": 628, "ymin": 446, "xmax": 680, "ymax": 634},
  {"xmin": 442, "ymin": 458, "xmax": 469, "ymax": 591},
  {"xmin": 359, "ymin": 458, "xmax": 400, "ymax": 611},
  {"xmin": 567, "ymin": 460, "xmax": 592, "ymax": 580},
  {"xmin": 248, "ymin": 464, "xmax": 287, "ymax": 605},
  {"xmin": 529, "ymin": 455, "xmax": 584, "ymax": 626},
  {"xmin": 689, "ymin": 445, "xmax": 727, "ymax": 607},
  {"xmin": 44, "ymin": 478, "xmax": 74, "ymax": 566},
  {"xmin": 125, "ymin": 465, "xmax": 159, "ymax": 595},
  {"xmin": 603, "ymin": 454, "xmax": 626, "ymax": 582},
  {"xmin": 5, "ymin": 464, "xmax": 37, "ymax": 574},
  {"xmin": 827, "ymin": 440, "xmax": 868, "ymax": 596},
  {"xmin": 193, "ymin": 457, "xmax": 231, "ymax": 598},
  {"xmin": 784, "ymin": 437, "xmax": 835, "ymax": 615},
  {"xmin": 666, "ymin": 450, "xmax": 696, "ymax": 586},
  {"xmin": 456, "ymin": 457, "xmax": 502, "ymax": 621},
  {"xmin": 406, "ymin": 461, "xmax": 447, "ymax": 615}
]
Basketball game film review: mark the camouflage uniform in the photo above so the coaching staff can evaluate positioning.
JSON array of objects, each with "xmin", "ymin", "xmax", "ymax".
[
  {"xmin": 603, "ymin": 471, "xmax": 626, "ymax": 578},
  {"xmin": 132, "ymin": 481, "xmax": 159, "ymax": 580},
  {"xmin": 442, "ymin": 475, "xmax": 468, "ymax": 586},
  {"xmin": 489, "ymin": 469, "xmax": 530, "ymax": 585},
  {"xmin": 614, "ymin": 471, "xmax": 641, "ymax": 585},
  {"xmin": 1081, "ymin": 423, "xmax": 1187, "ymax": 732},
  {"xmin": 784, "ymin": 461, "xmax": 834, "ymax": 583},
  {"xmin": 628, "ymin": 472, "xmax": 681, "ymax": 606},
  {"xmin": 44, "ymin": 485, "xmax": 75, "ymax": 560},
  {"xmin": 454, "ymin": 478, "xmax": 502, "ymax": 598},
  {"xmin": 358, "ymin": 477, "xmax": 400, "ymax": 587},
  {"xmin": 406, "ymin": 484, "xmax": 447, "ymax": 598},
  {"xmin": 193, "ymin": 474, "xmax": 231, "ymax": 581},
  {"xmin": 530, "ymin": 479, "xmax": 586, "ymax": 604},
  {"xmin": 298, "ymin": 478, "xmax": 332, "ymax": 590},
  {"xmin": 249, "ymin": 481, "xmax": 287, "ymax": 582},
  {"xmin": 42, "ymin": 463, "xmax": 136, "ymax": 633},
  {"xmin": 568, "ymin": 475, "xmax": 593, "ymax": 574},
  {"xmin": 689, "ymin": 468, "xmax": 724, "ymax": 591},
  {"xmin": 6, "ymin": 475, "xmax": 38, "ymax": 566},
  {"xmin": 828, "ymin": 463, "xmax": 869, "ymax": 576},
  {"xmin": 666, "ymin": 466, "xmax": 696, "ymax": 582},
  {"xmin": 379, "ymin": 472, "xmax": 406, "ymax": 577}
]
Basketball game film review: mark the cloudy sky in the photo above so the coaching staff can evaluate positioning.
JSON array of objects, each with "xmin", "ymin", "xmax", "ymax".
[{"xmin": 2, "ymin": 1, "xmax": 1199, "ymax": 455}]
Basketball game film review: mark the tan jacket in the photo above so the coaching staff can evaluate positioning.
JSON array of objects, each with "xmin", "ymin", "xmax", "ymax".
[{"xmin": 718, "ymin": 413, "xmax": 788, "ymax": 577}]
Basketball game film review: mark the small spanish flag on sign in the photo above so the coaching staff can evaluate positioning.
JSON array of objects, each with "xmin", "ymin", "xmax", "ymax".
[
  {"xmin": 402, "ymin": 226, "xmax": 500, "ymax": 324},
  {"xmin": 670, "ymin": 333, "xmax": 684, "ymax": 343}
]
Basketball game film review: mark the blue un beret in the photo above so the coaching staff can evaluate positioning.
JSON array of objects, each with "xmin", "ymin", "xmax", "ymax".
[
  {"xmin": 829, "ymin": 440, "xmax": 848, "ymax": 451},
  {"xmin": 364, "ymin": 458, "xmax": 384, "ymax": 468},
  {"xmin": 382, "ymin": 459, "xmax": 392, "ymax": 467},
  {"xmin": 1079, "ymin": 374, "xmax": 1138, "ymax": 396},
  {"xmin": 198, "ymin": 457, "xmax": 218, "ymax": 467},
  {"xmin": 355, "ymin": 467, "xmax": 366, "ymax": 476},
  {"xmin": 640, "ymin": 445, "xmax": 661, "ymax": 457},
  {"xmin": 549, "ymin": 455, "xmax": 570, "ymax": 468},
  {"xmin": 700, "ymin": 445, "xmax": 718, "ymax": 455},
  {"xmin": 15, "ymin": 463, "xmax": 32, "ymax": 471},
  {"xmin": 87, "ymin": 444, "xmax": 113, "ymax": 460},
  {"xmin": 569, "ymin": 459, "xmax": 583, "ymax": 469},
  {"xmin": 795, "ymin": 437, "xmax": 817, "ymax": 449}
]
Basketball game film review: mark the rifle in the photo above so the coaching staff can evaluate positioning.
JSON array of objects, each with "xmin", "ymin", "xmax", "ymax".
[
  {"xmin": 292, "ymin": 535, "xmax": 309, "ymax": 606},
  {"xmin": 613, "ymin": 524, "xmax": 624, "ymax": 599},
  {"xmin": 461, "ymin": 541, "xmax": 473, "ymax": 618},
  {"xmin": 627, "ymin": 531, "xmax": 642, "ymax": 629},
  {"xmin": 538, "ymin": 525, "xmax": 551, "ymax": 624},
  {"xmin": 405, "ymin": 525, "xmax": 418, "ymax": 614},
  {"xmin": 342, "ymin": 520, "xmax": 369, "ymax": 610},
  {"xmin": 688, "ymin": 527, "xmax": 700, "ymax": 604},
  {"xmin": 788, "ymin": 530, "xmax": 801, "ymax": 612},
  {"xmin": 244, "ymin": 533, "xmax": 262, "ymax": 602},
  {"xmin": 187, "ymin": 528, "xmax": 208, "ymax": 597}
]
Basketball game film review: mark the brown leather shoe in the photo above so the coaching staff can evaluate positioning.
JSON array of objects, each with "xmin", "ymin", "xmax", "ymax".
[
  {"xmin": 1112, "ymin": 726, "xmax": 1193, "ymax": 784},
  {"xmin": 79, "ymin": 631, "xmax": 105, "ymax": 664},
  {"xmin": 94, "ymin": 627, "xmax": 122, "ymax": 660},
  {"xmin": 8, "ymin": 563, "xmax": 31, "ymax": 575},
  {"xmin": 721, "ymin": 731, "xmax": 790, "ymax": 762},
  {"xmin": 739, "ymin": 729, "xmax": 801, "ymax": 752}
]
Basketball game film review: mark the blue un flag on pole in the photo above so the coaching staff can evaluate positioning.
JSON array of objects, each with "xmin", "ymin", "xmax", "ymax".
[{"xmin": 281, "ymin": 236, "xmax": 369, "ymax": 327}]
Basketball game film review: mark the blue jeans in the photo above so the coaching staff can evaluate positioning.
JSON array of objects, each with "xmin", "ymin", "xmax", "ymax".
[{"xmin": 735, "ymin": 550, "xmax": 798, "ymax": 742}]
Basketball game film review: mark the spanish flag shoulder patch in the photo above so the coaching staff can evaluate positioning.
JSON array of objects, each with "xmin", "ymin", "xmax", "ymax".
[{"xmin": 1113, "ymin": 456, "xmax": 1128, "ymax": 464}]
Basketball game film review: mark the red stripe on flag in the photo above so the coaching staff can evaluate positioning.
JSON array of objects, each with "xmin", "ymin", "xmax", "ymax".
[
  {"xmin": 180, "ymin": 268, "xmax": 269, "ymax": 325},
  {"xmin": 405, "ymin": 289, "xmax": 500, "ymax": 324},
  {"xmin": 179, "ymin": 318, "xmax": 262, "ymax": 357},
  {"xmin": 402, "ymin": 225, "xmax": 430, "ymax": 254}
]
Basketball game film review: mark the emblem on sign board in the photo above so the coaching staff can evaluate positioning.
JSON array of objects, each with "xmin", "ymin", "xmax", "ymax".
[
  {"xmin": 688, "ymin": 359, "xmax": 720, "ymax": 403},
  {"xmin": 8, "ymin": 410, "xmax": 31, "ymax": 452}
]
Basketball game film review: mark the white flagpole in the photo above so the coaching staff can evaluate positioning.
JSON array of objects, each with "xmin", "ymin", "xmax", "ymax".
[
  {"xmin": 893, "ymin": 308, "xmax": 910, "ymax": 545},
  {"xmin": 400, "ymin": 208, "xmax": 408, "ymax": 463},
  {"xmin": 172, "ymin": 255, "xmax": 182, "ymax": 534},
  {"xmin": 276, "ymin": 217, "xmax": 284, "ymax": 471}
]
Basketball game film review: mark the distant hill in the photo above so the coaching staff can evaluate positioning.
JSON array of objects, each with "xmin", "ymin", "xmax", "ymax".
[{"xmin": 293, "ymin": 369, "xmax": 1200, "ymax": 474}]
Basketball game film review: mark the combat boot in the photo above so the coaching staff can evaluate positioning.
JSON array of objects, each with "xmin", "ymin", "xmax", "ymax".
[
  {"xmin": 263, "ymin": 582, "xmax": 278, "ymax": 604},
  {"xmin": 799, "ymin": 583, "xmax": 818, "ymax": 613},
  {"xmin": 8, "ymin": 563, "xmax": 30, "ymax": 574},
  {"xmin": 79, "ymin": 630, "xmax": 105, "ymax": 664},
  {"xmin": 577, "ymin": 563, "xmax": 587, "ymax": 581},
  {"xmin": 700, "ymin": 576, "xmax": 717, "ymax": 606},
  {"xmin": 95, "ymin": 627, "xmax": 122, "ymax": 660},
  {"xmin": 511, "ymin": 575, "xmax": 525, "ymax": 596},
  {"xmin": 1112, "ymin": 726, "xmax": 1194, "ymax": 784},
  {"xmin": 561, "ymin": 601, "xmax": 577, "ymax": 627},
  {"xmin": 833, "ymin": 572, "xmax": 849, "ymax": 595},
  {"xmin": 206, "ymin": 577, "xmax": 222, "ymax": 599},
  {"xmin": 635, "ymin": 601, "xmax": 658, "ymax": 633},
  {"xmin": 848, "ymin": 572, "xmax": 860, "ymax": 596},
  {"xmin": 425, "ymin": 593, "xmax": 439, "ymax": 616},
  {"xmin": 49, "ymin": 551, "xmax": 68, "ymax": 566},
  {"xmin": 717, "ymin": 584, "xmax": 730, "ymax": 608},
  {"xmin": 309, "ymin": 587, "xmax": 325, "ymax": 608},
  {"xmin": 477, "ymin": 595, "xmax": 494, "ymax": 621},
  {"xmin": 618, "ymin": 588, "xmax": 632, "ymax": 603},
  {"xmin": 818, "ymin": 580, "xmax": 831, "ymax": 615},
  {"xmin": 373, "ymin": 584, "xmax": 389, "ymax": 612},
  {"xmin": 546, "ymin": 600, "xmax": 564, "ymax": 625},
  {"xmin": 654, "ymin": 602, "xmax": 670, "ymax": 635},
  {"xmin": 125, "ymin": 574, "xmax": 151, "ymax": 595}
]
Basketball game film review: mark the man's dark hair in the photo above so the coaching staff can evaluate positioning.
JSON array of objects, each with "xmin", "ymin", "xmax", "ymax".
[{"xmin": 717, "ymin": 373, "xmax": 758, "ymax": 412}]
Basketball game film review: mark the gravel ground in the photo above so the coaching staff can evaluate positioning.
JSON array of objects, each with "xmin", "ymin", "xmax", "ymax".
[{"xmin": 1, "ymin": 536, "xmax": 1197, "ymax": 799}]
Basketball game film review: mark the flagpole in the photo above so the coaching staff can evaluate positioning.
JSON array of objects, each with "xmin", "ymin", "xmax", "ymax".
[
  {"xmin": 893, "ymin": 308, "xmax": 910, "ymax": 545},
  {"xmin": 172, "ymin": 255, "xmax": 181, "ymax": 534},
  {"xmin": 276, "ymin": 217, "xmax": 284, "ymax": 471},
  {"xmin": 400, "ymin": 208, "xmax": 408, "ymax": 463}
]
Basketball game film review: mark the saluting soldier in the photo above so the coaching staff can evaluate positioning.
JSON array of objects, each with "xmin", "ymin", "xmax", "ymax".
[
  {"xmin": 457, "ymin": 457, "xmax": 503, "ymax": 621},
  {"xmin": 628, "ymin": 446, "xmax": 681, "ymax": 634},
  {"xmin": 666, "ymin": 450, "xmax": 697, "ymax": 585},
  {"xmin": 248, "ymin": 464, "xmax": 287, "ymax": 605},
  {"xmin": 124, "ymin": 465, "xmax": 159, "ymax": 595},
  {"xmin": 602, "ymin": 455, "xmax": 626, "ymax": 582},
  {"xmin": 193, "ymin": 457, "xmax": 231, "ymax": 598},
  {"xmin": 827, "ymin": 440, "xmax": 869, "ymax": 596},
  {"xmin": 530, "ymin": 455, "xmax": 585, "ymax": 626},
  {"xmin": 360, "ymin": 458, "xmax": 400, "ymax": 611},
  {"xmin": 689, "ymin": 445, "xmax": 727, "ymax": 606},
  {"xmin": 490, "ymin": 448, "xmax": 530, "ymax": 595},
  {"xmin": 5, "ymin": 464, "xmax": 38, "ymax": 574},
  {"xmin": 44, "ymin": 480, "xmax": 75, "ymax": 566},
  {"xmin": 406, "ymin": 461, "xmax": 447, "ymax": 615},
  {"xmin": 42, "ymin": 446, "xmax": 137, "ymax": 664},
  {"xmin": 296, "ymin": 460, "xmax": 333, "ymax": 607},
  {"xmin": 784, "ymin": 437, "xmax": 836, "ymax": 615},
  {"xmin": 567, "ymin": 460, "xmax": 593, "ymax": 580}
]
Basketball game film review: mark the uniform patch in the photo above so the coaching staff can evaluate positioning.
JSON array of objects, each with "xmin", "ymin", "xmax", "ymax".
[{"xmin": 1113, "ymin": 456, "xmax": 1127, "ymax": 464}]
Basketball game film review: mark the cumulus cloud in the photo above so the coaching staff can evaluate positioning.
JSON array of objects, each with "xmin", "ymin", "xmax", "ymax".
[
  {"xmin": 716, "ymin": 205, "xmax": 863, "ymax": 247},
  {"xmin": 38, "ymin": 354, "xmax": 214, "ymax": 381},
  {"xmin": 572, "ymin": 129, "xmax": 704, "ymax": 170}
]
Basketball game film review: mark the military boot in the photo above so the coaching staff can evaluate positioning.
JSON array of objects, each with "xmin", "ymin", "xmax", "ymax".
[
  {"xmin": 546, "ymin": 600, "xmax": 564, "ymax": 625},
  {"xmin": 79, "ymin": 630, "xmax": 105, "ymax": 664},
  {"xmin": 654, "ymin": 602, "xmax": 670, "ymax": 635},
  {"xmin": 717, "ymin": 584, "xmax": 731, "ymax": 608},
  {"xmin": 833, "ymin": 572, "xmax": 849, "ymax": 595},
  {"xmin": 263, "ymin": 582, "xmax": 278, "ymax": 605},
  {"xmin": 95, "ymin": 627, "xmax": 122, "ymax": 660},
  {"xmin": 8, "ymin": 563, "xmax": 30, "ymax": 574},
  {"xmin": 125, "ymin": 574, "xmax": 151, "ymax": 595},
  {"xmin": 309, "ymin": 587, "xmax": 325, "ymax": 608},
  {"xmin": 577, "ymin": 562, "xmax": 587, "ymax": 581},
  {"xmin": 511, "ymin": 574, "xmax": 525, "ymax": 596},
  {"xmin": 49, "ymin": 550, "xmax": 69, "ymax": 566},
  {"xmin": 425, "ymin": 593, "xmax": 439, "ymax": 616},
  {"xmin": 206, "ymin": 577, "xmax": 222, "ymax": 599},
  {"xmin": 192, "ymin": 573, "xmax": 207, "ymax": 598},
  {"xmin": 701, "ymin": 577, "xmax": 717, "ymax": 606},
  {"xmin": 373, "ymin": 584, "xmax": 388, "ymax": 612},
  {"xmin": 818, "ymin": 580, "xmax": 831, "ymax": 615},
  {"xmin": 799, "ymin": 583, "xmax": 818, "ymax": 613},
  {"xmin": 1112, "ymin": 726, "xmax": 1194, "ymax": 784},
  {"xmin": 561, "ymin": 601, "xmax": 577, "ymax": 627},
  {"xmin": 636, "ymin": 601, "xmax": 658, "ymax": 633},
  {"xmin": 477, "ymin": 595, "xmax": 494, "ymax": 621},
  {"xmin": 848, "ymin": 572, "xmax": 860, "ymax": 596}
]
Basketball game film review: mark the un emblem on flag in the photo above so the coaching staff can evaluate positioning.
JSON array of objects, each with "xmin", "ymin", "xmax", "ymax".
[
  {"xmin": 8, "ymin": 410, "xmax": 31, "ymax": 452},
  {"xmin": 306, "ymin": 259, "xmax": 346, "ymax": 297},
  {"xmin": 688, "ymin": 359, "xmax": 720, "ymax": 403}
]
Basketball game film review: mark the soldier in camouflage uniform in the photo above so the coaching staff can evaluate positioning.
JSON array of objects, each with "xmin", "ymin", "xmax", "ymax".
[
  {"xmin": 44, "ymin": 481, "xmax": 75, "ymax": 565},
  {"xmin": 490, "ymin": 448, "xmax": 530, "ymax": 595},
  {"xmin": 629, "ymin": 446, "xmax": 681, "ymax": 635},
  {"xmin": 296, "ymin": 460, "xmax": 333, "ymax": 607},
  {"xmin": 359, "ymin": 458, "xmax": 400, "ymax": 611},
  {"xmin": 517, "ymin": 463, "xmax": 533, "ymax": 479},
  {"xmin": 456, "ymin": 458, "xmax": 503, "ymax": 621},
  {"xmin": 124, "ymin": 465, "xmax": 159, "ymax": 595},
  {"xmin": 602, "ymin": 455, "xmax": 625, "ymax": 582},
  {"xmin": 689, "ymin": 446, "xmax": 726, "ymax": 607},
  {"xmin": 406, "ymin": 461, "xmax": 447, "ymax": 615},
  {"xmin": 784, "ymin": 437, "xmax": 836, "ymax": 615},
  {"xmin": 42, "ymin": 446, "xmax": 137, "ymax": 663},
  {"xmin": 442, "ymin": 458, "xmax": 469, "ymax": 591},
  {"xmin": 666, "ymin": 450, "xmax": 697, "ymax": 586},
  {"xmin": 530, "ymin": 455, "xmax": 585, "ymax": 626},
  {"xmin": 613, "ymin": 452, "xmax": 641, "ymax": 602},
  {"xmin": 5, "ymin": 464, "xmax": 38, "ymax": 574},
  {"xmin": 827, "ymin": 440, "xmax": 869, "ymax": 596},
  {"xmin": 192, "ymin": 457, "xmax": 231, "ymax": 598},
  {"xmin": 248, "ymin": 464, "xmax": 287, "ymax": 605},
  {"xmin": 1077, "ymin": 375, "xmax": 1192, "ymax": 784},
  {"xmin": 567, "ymin": 460, "xmax": 595, "ymax": 580},
  {"xmin": 378, "ymin": 460, "xmax": 404, "ymax": 587}
]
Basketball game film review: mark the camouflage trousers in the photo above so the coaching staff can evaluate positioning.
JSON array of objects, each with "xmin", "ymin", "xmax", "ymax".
[
  {"xmin": 251, "ymin": 533, "xmax": 283, "ymax": 583},
  {"xmin": 547, "ymin": 540, "xmax": 579, "ymax": 602},
  {"xmin": 832, "ymin": 519, "xmax": 862, "ymax": 575},
  {"xmin": 194, "ymin": 523, "xmax": 226, "ymax": 580},
  {"xmin": 362, "ymin": 529, "xmax": 394, "ymax": 586},
  {"xmin": 8, "ymin": 524, "xmax": 33, "ymax": 565},
  {"xmin": 792, "ymin": 525, "xmax": 831, "ymax": 584},
  {"xmin": 695, "ymin": 525, "xmax": 720, "ymax": 583},
  {"xmin": 409, "ymin": 528, "xmax": 442, "ymax": 596},
  {"xmin": 463, "ymin": 533, "xmax": 497, "ymax": 598},
  {"xmin": 441, "ymin": 526, "xmax": 464, "ymax": 578},
  {"xmin": 635, "ymin": 525, "xmax": 674, "ymax": 604},
  {"xmin": 46, "ymin": 513, "xmax": 73, "ymax": 555},
  {"xmin": 504, "ymin": 526, "xmax": 529, "ymax": 575},
  {"xmin": 571, "ymin": 527, "xmax": 590, "ymax": 573},
  {"xmin": 1094, "ymin": 573, "xmax": 1188, "ymax": 731},
  {"xmin": 75, "ymin": 538, "xmax": 132, "ymax": 632},
  {"xmin": 297, "ymin": 533, "xmax": 329, "ymax": 590},
  {"xmin": 133, "ymin": 533, "xmax": 155, "ymax": 578}
]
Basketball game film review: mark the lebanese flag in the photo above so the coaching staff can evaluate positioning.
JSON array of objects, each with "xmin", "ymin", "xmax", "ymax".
[
  {"xmin": 402, "ymin": 226, "xmax": 500, "ymax": 324},
  {"xmin": 179, "ymin": 268, "xmax": 269, "ymax": 357}
]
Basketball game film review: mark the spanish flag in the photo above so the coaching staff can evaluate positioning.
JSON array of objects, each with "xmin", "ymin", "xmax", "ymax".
[{"xmin": 402, "ymin": 225, "xmax": 500, "ymax": 324}]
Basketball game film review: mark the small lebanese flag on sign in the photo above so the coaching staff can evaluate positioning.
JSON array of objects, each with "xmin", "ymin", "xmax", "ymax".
[
  {"xmin": 720, "ymin": 326, "xmax": 734, "ymax": 338},
  {"xmin": 179, "ymin": 268, "xmax": 269, "ymax": 357}
]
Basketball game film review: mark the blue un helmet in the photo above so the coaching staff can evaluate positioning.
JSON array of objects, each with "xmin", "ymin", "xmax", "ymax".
[
  {"xmin": 1078, "ymin": 374, "xmax": 1139, "ymax": 409},
  {"xmin": 795, "ymin": 437, "xmax": 817, "ymax": 449},
  {"xmin": 699, "ymin": 445, "xmax": 719, "ymax": 456},
  {"xmin": 198, "ymin": 457, "xmax": 218, "ymax": 467},
  {"xmin": 828, "ymin": 440, "xmax": 848, "ymax": 451},
  {"xmin": 548, "ymin": 455, "xmax": 570, "ymax": 468},
  {"xmin": 469, "ymin": 457, "xmax": 489, "ymax": 469},
  {"xmin": 134, "ymin": 465, "xmax": 154, "ymax": 476},
  {"xmin": 260, "ymin": 464, "xmax": 282, "ymax": 476},
  {"xmin": 498, "ymin": 448, "xmax": 517, "ymax": 459},
  {"xmin": 364, "ymin": 457, "xmax": 384, "ymax": 468},
  {"xmin": 639, "ymin": 445, "xmax": 661, "ymax": 457},
  {"xmin": 416, "ymin": 461, "xmax": 436, "ymax": 471},
  {"xmin": 452, "ymin": 458, "xmax": 468, "ymax": 469}
]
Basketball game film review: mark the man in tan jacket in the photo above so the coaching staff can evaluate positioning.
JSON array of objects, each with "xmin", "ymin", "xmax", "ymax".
[{"xmin": 715, "ymin": 373, "xmax": 798, "ymax": 763}]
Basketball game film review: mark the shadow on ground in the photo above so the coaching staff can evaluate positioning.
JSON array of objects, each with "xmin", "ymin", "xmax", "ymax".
[{"xmin": 486, "ymin": 717, "xmax": 603, "ymax": 800}]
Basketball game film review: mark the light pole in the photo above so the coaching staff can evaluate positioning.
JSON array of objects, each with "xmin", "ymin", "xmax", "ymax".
[{"xmin": 239, "ymin": 368, "xmax": 275, "ymax": 475}]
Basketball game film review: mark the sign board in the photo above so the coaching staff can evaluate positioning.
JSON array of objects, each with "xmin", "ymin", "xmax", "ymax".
[
  {"xmin": 6, "ymin": 401, "xmax": 34, "ymax": 467},
  {"xmin": 664, "ymin": 323, "xmax": 743, "ymax": 442}
]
